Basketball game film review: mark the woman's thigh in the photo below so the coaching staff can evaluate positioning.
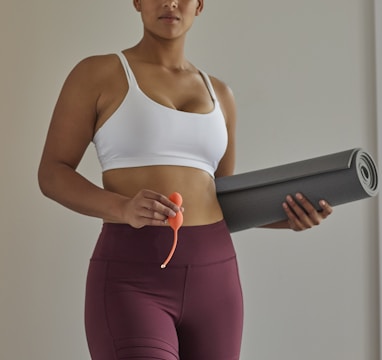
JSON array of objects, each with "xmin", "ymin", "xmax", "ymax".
[
  {"xmin": 85, "ymin": 260, "xmax": 185, "ymax": 360},
  {"xmin": 178, "ymin": 257, "xmax": 244, "ymax": 360}
]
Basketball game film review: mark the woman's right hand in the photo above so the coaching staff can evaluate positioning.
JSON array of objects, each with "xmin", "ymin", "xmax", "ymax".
[{"xmin": 125, "ymin": 189, "xmax": 182, "ymax": 228}]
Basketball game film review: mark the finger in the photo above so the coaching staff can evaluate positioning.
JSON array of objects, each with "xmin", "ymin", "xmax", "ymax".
[
  {"xmin": 144, "ymin": 200, "xmax": 177, "ymax": 219},
  {"xmin": 141, "ymin": 190, "xmax": 180, "ymax": 214},
  {"xmin": 286, "ymin": 195, "xmax": 316, "ymax": 227},
  {"xmin": 282, "ymin": 201, "xmax": 306, "ymax": 231},
  {"xmin": 295, "ymin": 193, "xmax": 325, "ymax": 226},
  {"xmin": 318, "ymin": 200, "xmax": 333, "ymax": 218},
  {"xmin": 143, "ymin": 217, "xmax": 170, "ymax": 227},
  {"xmin": 131, "ymin": 207, "xmax": 169, "ymax": 228},
  {"xmin": 140, "ymin": 207, "xmax": 169, "ymax": 221}
]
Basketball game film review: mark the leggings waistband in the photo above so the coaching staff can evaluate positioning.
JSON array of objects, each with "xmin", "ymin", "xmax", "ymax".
[{"xmin": 90, "ymin": 220, "xmax": 236, "ymax": 267}]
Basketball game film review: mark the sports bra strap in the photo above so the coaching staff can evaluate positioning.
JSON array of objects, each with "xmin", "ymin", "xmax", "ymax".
[
  {"xmin": 117, "ymin": 52, "xmax": 218, "ymax": 102},
  {"xmin": 199, "ymin": 70, "xmax": 218, "ymax": 102},
  {"xmin": 116, "ymin": 52, "xmax": 137, "ymax": 87}
]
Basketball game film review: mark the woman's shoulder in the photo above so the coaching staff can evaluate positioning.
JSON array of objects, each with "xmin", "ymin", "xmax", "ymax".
[
  {"xmin": 70, "ymin": 53, "xmax": 122, "ymax": 79},
  {"xmin": 207, "ymin": 74, "xmax": 235, "ymax": 106},
  {"xmin": 59, "ymin": 53, "xmax": 126, "ymax": 96}
]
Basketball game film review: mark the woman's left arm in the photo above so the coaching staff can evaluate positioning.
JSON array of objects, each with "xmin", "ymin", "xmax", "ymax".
[
  {"xmin": 211, "ymin": 76, "xmax": 333, "ymax": 231},
  {"xmin": 211, "ymin": 77, "xmax": 237, "ymax": 178}
]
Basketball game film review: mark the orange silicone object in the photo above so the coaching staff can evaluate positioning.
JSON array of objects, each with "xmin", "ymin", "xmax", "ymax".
[{"xmin": 161, "ymin": 192, "xmax": 183, "ymax": 268}]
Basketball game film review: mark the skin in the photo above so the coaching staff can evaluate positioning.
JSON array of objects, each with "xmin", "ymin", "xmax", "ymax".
[{"xmin": 38, "ymin": 0, "xmax": 332, "ymax": 231}]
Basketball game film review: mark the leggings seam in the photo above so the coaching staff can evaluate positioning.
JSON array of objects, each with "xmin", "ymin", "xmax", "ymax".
[
  {"xmin": 103, "ymin": 261, "xmax": 119, "ymax": 360},
  {"xmin": 176, "ymin": 265, "xmax": 190, "ymax": 328}
]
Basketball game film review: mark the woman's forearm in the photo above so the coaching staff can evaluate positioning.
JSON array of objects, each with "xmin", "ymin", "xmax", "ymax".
[{"xmin": 38, "ymin": 162, "xmax": 129, "ymax": 222}]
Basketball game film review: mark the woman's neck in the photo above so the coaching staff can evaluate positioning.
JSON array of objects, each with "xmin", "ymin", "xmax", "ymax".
[{"xmin": 132, "ymin": 36, "xmax": 189, "ymax": 71}]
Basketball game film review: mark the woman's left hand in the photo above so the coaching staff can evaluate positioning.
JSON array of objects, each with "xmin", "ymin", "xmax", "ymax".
[{"xmin": 282, "ymin": 193, "xmax": 333, "ymax": 231}]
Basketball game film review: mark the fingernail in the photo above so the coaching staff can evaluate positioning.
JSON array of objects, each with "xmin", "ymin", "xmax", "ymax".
[{"xmin": 287, "ymin": 195, "xmax": 294, "ymax": 203}]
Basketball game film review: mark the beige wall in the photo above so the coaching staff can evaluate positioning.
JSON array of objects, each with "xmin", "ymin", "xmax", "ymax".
[{"xmin": 1, "ymin": 0, "xmax": 379, "ymax": 359}]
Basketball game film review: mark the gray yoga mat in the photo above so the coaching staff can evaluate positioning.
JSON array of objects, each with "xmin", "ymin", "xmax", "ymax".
[{"xmin": 215, "ymin": 148, "xmax": 379, "ymax": 233}]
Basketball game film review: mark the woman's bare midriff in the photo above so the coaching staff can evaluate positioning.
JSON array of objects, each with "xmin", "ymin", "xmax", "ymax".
[{"xmin": 102, "ymin": 165, "xmax": 224, "ymax": 226}]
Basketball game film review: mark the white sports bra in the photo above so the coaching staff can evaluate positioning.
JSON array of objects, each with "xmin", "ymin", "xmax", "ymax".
[{"xmin": 93, "ymin": 53, "xmax": 228, "ymax": 178}]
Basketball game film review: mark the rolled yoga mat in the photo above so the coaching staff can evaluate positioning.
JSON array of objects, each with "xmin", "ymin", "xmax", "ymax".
[{"xmin": 215, "ymin": 148, "xmax": 379, "ymax": 233}]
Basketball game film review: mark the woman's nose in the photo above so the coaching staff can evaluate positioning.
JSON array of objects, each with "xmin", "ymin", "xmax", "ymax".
[{"xmin": 163, "ymin": 0, "xmax": 178, "ymax": 9}]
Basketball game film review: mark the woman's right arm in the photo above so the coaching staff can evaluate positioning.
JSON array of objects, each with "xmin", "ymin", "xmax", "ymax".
[{"xmin": 38, "ymin": 56, "xmax": 178, "ymax": 227}]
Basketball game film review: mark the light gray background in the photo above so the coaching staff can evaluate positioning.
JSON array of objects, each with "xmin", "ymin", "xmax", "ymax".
[{"xmin": 1, "ymin": 0, "xmax": 380, "ymax": 359}]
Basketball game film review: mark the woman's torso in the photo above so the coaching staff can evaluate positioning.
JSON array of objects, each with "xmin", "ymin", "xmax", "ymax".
[{"xmin": 94, "ymin": 49, "xmax": 227, "ymax": 225}]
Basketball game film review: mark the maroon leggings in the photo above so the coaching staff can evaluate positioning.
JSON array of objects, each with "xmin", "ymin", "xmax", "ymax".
[{"xmin": 85, "ymin": 220, "xmax": 243, "ymax": 360}]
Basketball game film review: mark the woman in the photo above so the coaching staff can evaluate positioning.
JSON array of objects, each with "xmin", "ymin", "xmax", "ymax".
[{"xmin": 38, "ymin": 0, "xmax": 332, "ymax": 359}]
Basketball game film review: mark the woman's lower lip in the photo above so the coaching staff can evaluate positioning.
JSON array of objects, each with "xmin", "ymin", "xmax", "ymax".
[{"xmin": 159, "ymin": 17, "xmax": 179, "ymax": 23}]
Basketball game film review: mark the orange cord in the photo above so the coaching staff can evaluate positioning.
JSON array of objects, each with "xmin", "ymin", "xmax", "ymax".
[
  {"xmin": 161, "ymin": 230, "xmax": 179, "ymax": 269},
  {"xmin": 161, "ymin": 192, "xmax": 183, "ymax": 268}
]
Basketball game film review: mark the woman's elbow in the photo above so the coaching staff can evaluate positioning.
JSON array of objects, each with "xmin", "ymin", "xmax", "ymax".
[{"xmin": 37, "ymin": 161, "xmax": 56, "ymax": 198}]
